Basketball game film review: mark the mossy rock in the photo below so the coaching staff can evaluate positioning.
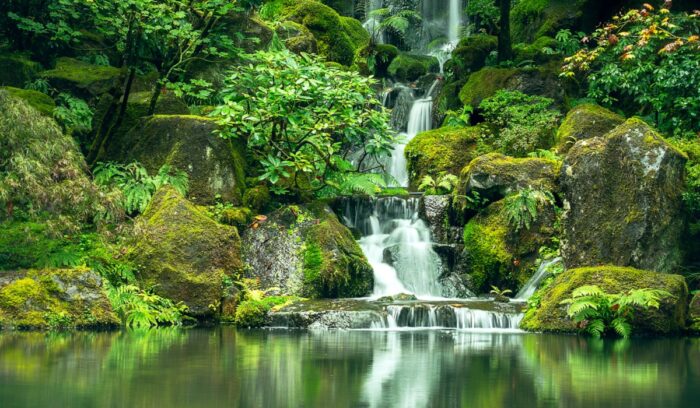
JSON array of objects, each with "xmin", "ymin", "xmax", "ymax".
[
  {"xmin": 282, "ymin": 0, "xmax": 359, "ymax": 66},
  {"xmin": 511, "ymin": 0, "xmax": 586, "ymax": 43},
  {"xmin": 463, "ymin": 199, "xmax": 557, "ymax": 294},
  {"xmin": 555, "ymin": 103, "xmax": 625, "ymax": 153},
  {"xmin": 460, "ymin": 153, "xmax": 561, "ymax": 201},
  {"xmin": 340, "ymin": 16, "xmax": 370, "ymax": 50},
  {"xmin": 354, "ymin": 43, "xmax": 399, "ymax": 77},
  {"xmin": 0, "ymin": 268, "xmax": 119, "ymax": 330},
  {"xmin": 104, "ymin": 115, "xmax": 246, "ymax": 205},
  {"xmin": 434, "ymin": 78, "xmax": 468, "ymax": 123},
  {"xmin": 513, "ymin": 36, "xmax": 559, "ymax": 64},
  {"xmin": 520, "ymin": 266, "xmax": 689, "ymax": 335},
  {"xmin": 388, "ymin": 54, "xmax": 440, "ymax": 82},
  {"xmin": 690, "ymin": 293, "xmax": 700, "ymax": 328},
  {"xmin": 0, "ymin": 86, "xmax": 54, "ymax": 116},
  {"xmin": 277, "ymin": 21, "xmax": 318, "ymax": 55},
  {"xmin": 242, "ymin": 204, "xmax": 373, "ymax": 298},
  {"xmin": 320, "ymin": 0, "xmax": 355, "ymax": 16},
  {"xmin": 243, "ymin": 185, "xmax": 271, "ymax": 213},
  {"xmin": 220, "ymin": 207, "xmax": 252, "ymax": 228},
  {"xmin": 0, "ymin": 52, "xmax": 42, "ymax": 88},
  {"xmin": 131, "ymin": 186, "xmax": 244, "ymax": 319},
  {"xmin": 405, "ymin": 126, "xmax": 482, "ymax": 190},
  {"xmin": 561, "ymin": 118, "xmax": 686, "ymax": 273},
  {"xmin": 41, "ymin": 57, "xmax": 124, "ymax": 101},
  {"xmin": 107, "ymin": 91, "xmax": 190, "ymax": 145},
  {"xmin": 451, "ymin": 34, "xmax": 498, "ymax": 77},
  {"xmin": 458, "ymin": 64, "xmax": 563, "ymax": 108}
]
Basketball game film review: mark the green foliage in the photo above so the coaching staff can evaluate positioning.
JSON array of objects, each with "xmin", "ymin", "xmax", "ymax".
[
  {"xmin": 490, "ymin": 286, "xmax": 513, "ymax": 301},
  {"xmin": 93, "ymin": 162, "xmax": 188, "ymax": 215},
  {"xmin": 233, "ymin": 278, "xmax": 296, "ymax": 327},
  {"xmin": 466, "ymin": 0, "xmax": 499, "ymax": 34},
  {"xmin": 211, "ymin": 47, "xmax": 396, "ymax": 198},
  {"xmin": 563, "ymin": 4, "xmax": 700, "ymax": 138},
  {"xmin": 24, "ymin": 78, "xmax": 51, "ymax": 94},
  {"xmin": 368, "ymin": 8, "xmax": 422, "ymax": 43},
  {"xmin": 418, "ymin": 173, "xmax": 459, "ymax": 195},
  {"xmin": 479, "ymin": 90, "xmax": 561, "ymax": 157},
  {"xmin": 561, "ymin": 285, "xmax": 672, "ymax": 338},
  {"xmin": 443, "ymin": 105, "xmax": 473, "ymax": 128},
  {"xmin": 107, "ymin": 284, "xmax": 187, "ymax": 329},
  {"xmin": 527, "ymin": 149, "xmax": 561, "ymax": 161},
  {"xmin": 503, "ymin": 188, "xmax": 555, "ymax": 232},
  {"xmin": 53, "ymin": 93, "xmax": 93, "ymax": 134},
  {"xmin": 553, "ymin": 29, "xmax": 584, "ymax": 56}
]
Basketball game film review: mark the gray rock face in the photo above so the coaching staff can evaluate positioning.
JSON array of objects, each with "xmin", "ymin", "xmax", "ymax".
[{"xmin": 561, "ymin": 118, "xmax": 687, "ymax": 272}]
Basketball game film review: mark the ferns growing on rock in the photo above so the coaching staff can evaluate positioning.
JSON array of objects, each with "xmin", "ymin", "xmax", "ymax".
[{"xmin": 503, "ymin": 188, "xmax": 555, "ymax": 232}]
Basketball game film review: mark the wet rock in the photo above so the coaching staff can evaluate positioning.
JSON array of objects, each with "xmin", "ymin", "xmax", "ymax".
[
  {"xmin": 555, "ymin": 104, "xmax": 625, "ymax": 154},
  {"xmin": 561, "ymin": 118, "xmax": 686, "ymax": 273}
]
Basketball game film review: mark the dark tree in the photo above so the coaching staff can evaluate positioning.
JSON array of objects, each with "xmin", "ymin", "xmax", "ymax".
[{"xmin": 497, "ymin": 0, "xmax": 512, "ymax": 62}]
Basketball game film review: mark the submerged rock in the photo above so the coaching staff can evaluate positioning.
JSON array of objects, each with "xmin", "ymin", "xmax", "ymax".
[
  {"xmin": 0, "ymin": 268, "xmax": 119, "ymax": 330},
  {"xmin": 561, "ymin": 118, "xmax": 686, "ymax": 273},
  {"xmin": 520, "ymin": 266, "xmax": 689, "ymax": 335},
  {"xmin": 556, "ymin": 104, "xmax": 625, "ymax": 153},
  {"xmin": 105, "ymin": 115, "xmax": 246, "ymax": 204},
  {"xmin": 131, "ymin": 186, "xmax": 244, "ymax": 319},
  {"xmin": 242, "ymin": 204, "xmax": 373, "ymax": 298}
]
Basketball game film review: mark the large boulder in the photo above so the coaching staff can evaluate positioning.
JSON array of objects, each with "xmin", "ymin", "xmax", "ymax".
[
  {"xmin": 242, "ymin": 204, "xmax": 373, "ymax": 298},
  {"xmin": 460, "ymin": 153, "xmax": 560, "ymax": 201},
  {"xmin": 108, "ymin": 91, "xmax": 190, "ymax": 142},
  {"xmin": 0, "ymin": 86, "xmax": 55, "ymax": 116},
  {"xmin": 41, "ymin": 57, "xmax": 124, "ymax": 101},
  {"xmin": 462, "ymin": 199, "xmax": 557, "ymax": 293},
  {"xmin": 388, "ymin": 54, "xmax": 440, "ymax": 82},
  {"xmin": 520, "ymin": 266, "xmax": 689, "ymax": 335},
  {"xmin": 556, "ymin": 104, "xmax": 625, "ymax": 153},
  {"xmin": 450, "ymin": 34, "xmax": 498, "ymax": 77},
  {"xmin": 0, "ymin": 268, "xmax": 119, "ymax": 330},
  {"xmin": 131, "ymin": 187, "xmax": 244, "ymax": 319},
  {"xmin": 0, "ymin": 52, "xmax": 41, "ymax": 88},
  {"xmin": 561, "ymin": 118, "xmax": 687, "ymax": 273},
  {"xmin": 405, "ymin": 126, "xmax": 482, "ymax": 190},
  {"xmin": 104, "ymin": 115, "xmax": 246, "ymax": 205}
]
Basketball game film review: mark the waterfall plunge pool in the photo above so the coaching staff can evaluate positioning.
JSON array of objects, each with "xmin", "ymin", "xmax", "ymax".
[{"xmin": 1, "ymin": 328, "xmax": 698, "ymax": 408}]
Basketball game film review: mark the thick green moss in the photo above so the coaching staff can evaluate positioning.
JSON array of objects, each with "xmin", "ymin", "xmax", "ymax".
[
  {"xmin": 0, "ymin": 87, "xmax": 55, "ymax": 116},
  {"xmin": 243, "ymin": 185, "xmax": 271, "ymax": 213},
  {"xmin": 0, "ymin": 221, "xmax": 62, "ymax": 270},
  {"xmin": 277, "ymin": 20, "xmax": 318, "ymax": 54},
  {"xmin": 0, "ymin": 52, "xmax": 41, "ymax": 87},
  {"xmin": 110, "ymin": 91, "xmax": 189, "ymax": 143},
  {"xmin": 234, "ymin": 295, "xmax": 295, "ymax": 328},
  {"xmin": 388, "ymin": 54, "xmax": 440, "ymax": 82},
  {"xmin": 513, "ymin": 36, "xmax": 558, "ymax": 64},
  {"xmin": 0, "ymin": 268, "xmax": 119, "ymax": 330},
  {"xmin": 555, "ymin": 103, "xmax": 625, "ymax": 153},
  {"xmin": 521, "ymin": 266, "xmax": 689, "ymax": 335},
  {"xmin": 451, "ymin": 34, "xmax": 498, "ymax": 77},
  {"xmin": 340, "ymin": 16, "xmax": 369, "ymax": 49},
  {"xmin": 220, "ymin": 207, "xmax": 252, "ymax": 228},
  {"xmin": 459, "ymin": 67, "xmax": 518, "ymax": 107},
  {"xmin": 41, "ymin": 57, "xmax": 123, "ymax": 99},
  {"xmin": 405, "ymin": 126, "xmax": 482, "ymax": 189},
  {"xmin": 511, "ymin": 0, "xmax": 586, "ymax": 43}
]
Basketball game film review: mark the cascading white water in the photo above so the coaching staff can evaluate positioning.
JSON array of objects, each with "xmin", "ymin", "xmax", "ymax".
[
  {"xmin": 515, "ymin": 257, "xmax": 563, "ymax": 300},
  {"xmin": 370, "ymin": 304, "xmax": 523, "ymax": 329},
  {"xmin": 363, "ymin": 0, "xmax": 385, "ymax": 44},
  {"xmin": 448, "ymin": 0, "xmax": 462, "ymax": 45}
]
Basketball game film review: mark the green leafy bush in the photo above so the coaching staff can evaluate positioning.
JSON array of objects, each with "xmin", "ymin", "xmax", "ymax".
[
  {"xmin": 479, "ymin": 90, "xmax": 561, "ymax": 157},
  {"xmin": 53, "ymin": 93, "xmax": 93, "ymax": 134},
  {"xmin": 93, "ymin": 162, "xmax": 188, "ymax": 215},
  {"xmin": 561, "ymin": 285, "xmax": 672, "ymax": 338}
]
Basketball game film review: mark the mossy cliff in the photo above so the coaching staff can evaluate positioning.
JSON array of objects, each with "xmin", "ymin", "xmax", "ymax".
[
  {"xmin": 556, "ymin": 103, "xmax": 625, "ymax": 153},
  {"xmin": 405, "ymin": 126, "xmax": 482, "ymax": 190},
  {"xmin": 131, "ymin": 186, "xmax": 244, "ymax": 320},
  {"xmin": 242, "ymin": 204, "xmax": 373, "ymax": 298},
  {"xmin": 521, "ymin": 266, "xmax": 689, "ymax": 335},
  {"xmin": 0, "ymin": 268, "xmax": 119, "ymax": 330},
  {"xmin": 561, "ymin": 118, "xmax": 687, "ymax": 273}
]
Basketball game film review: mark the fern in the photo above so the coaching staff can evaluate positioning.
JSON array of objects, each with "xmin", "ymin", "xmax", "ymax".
[
  {"xmin": 107, "ymin": 284, "xmax": 187, "ymax": 329},
  {"xmin": 418, "ymin": 172, "xmax": 458, "ymax": 195},
  {"xmin": 503, "ymin": 188, "xmax": 555, "ymax": 231}
]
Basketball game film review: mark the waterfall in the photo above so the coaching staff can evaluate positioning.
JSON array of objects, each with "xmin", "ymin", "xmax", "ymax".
[
  {"xmin": 343, "ymin": 197, "xmax": 444, "ymax": 299},
  {"xmin": 363, "ymin": 0, "xmax": 384, "ymax": 43},
  {"xmin": 515, "ymin": 257, "xmax": 563, "ymax": 300},
  {"xmin": 370, "ymin": 304, "xmax": 523, "ymax": 329},
  {"xmin": 448, "ymin": 0, "xmax": 462, "ymax": 45}
]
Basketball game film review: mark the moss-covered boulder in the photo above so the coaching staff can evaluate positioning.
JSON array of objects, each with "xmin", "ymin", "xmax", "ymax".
[
  {"xmin": 513, "ymin": 36, "xmax": 559, "ymax": 64},
  {"xmin": 340, "ymin": 16, "xmax": 370, "ymax": 49},
  {"xmin": 0, "ymin": 86, "xmax": 55, "ymax": 116},
  {"xmin": 458, "ymin": 64, "xmax": 563, "ymax": 108},
  {"xmin": 555, "ymin": 104, "xmax": 625, "ymax": 153},
  {"xmin": 405, "ymin": 126, "xmax": 482, "ymax": 190},
  {"xmin": 0, "ymin": 268, "xmax": 119, "ymax": 330},
  {"xmin": 511, "ymin": 0, "xmax": 586, "ymax": 43},
  {"xmin": 104, "ymin": 115, "xmax": 246, "ymax": 205},
  {"xmin": 520, "ymin": 266, "xmax": 689, "ymax": 335},
  {"xmin": 354, "ymin": 43, "xmax": 399, "ymax": 77},
  {"xmin": 0, "ymin": 53, "xmax": 42, "ymax": 88},
  {"xmin": 131, "ymin": 186, "xmax": 243, "ymax": 319},
  {"xmin": 109, "ymin": 91, "xmax": 189, "ymax": 142},
  {"xmin": 561, "ymin": 118, "xmax": 686, "ymax": 273},
  {"xmin": 41, "ymin": 57, "xmax": 123, "ymax": 101},
  {"xmin": 242, "ymin": 204, "xmax": 373, "ymax": 298},
  {"xmin": 277, "ymin": 21, "xmax": 318, "ymax": 54},
  {"xmin": 450, "ymin": 34, "xmax": 498, "ymax": 77},
  {"xmin": 460, "ymin": 153, "xmax": 561, "ymax": 201},
  {"xmin": 388, "ymin": 54, "xmax": 440, "ymax": 82},
  {"xmin": 462, "ymin": 199, "xmax": 557, "ymax": 293}
]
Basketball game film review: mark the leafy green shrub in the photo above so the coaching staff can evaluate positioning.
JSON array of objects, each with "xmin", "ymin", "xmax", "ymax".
[
  {"xmin": 563, "ymin": 4, "xmax": 700, "ymax": 138},
  {"xmin": 417, "ymin": 173, "xmax": 459, "ymax": 195},
  {"xmin": 561, "ymin": 285, "xmax": 672, "ymax": 338},
  {"xmin": 443, "ymin": 105, "xmax": 473, "ymax": 128},
  {"xmin": 503, "ymin": 188, "xmax": 555, "ymax": 232},
  {"xmin": 479, "ymin": 90, "xmax": 561, "ymax": 157},
  {"xmin": 107, "ymin": 284, "xmax": 187, "ymax": 329},
  {"xmin": 93, "ymin": 162, "xmax": 188, "ymax": 215}
]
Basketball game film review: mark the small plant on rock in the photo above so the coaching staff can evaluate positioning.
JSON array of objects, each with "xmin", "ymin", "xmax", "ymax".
[
  {"xmin": 503, "ymin": 188, "xmax": 555, "ymax": 232},
  {"xmin": 490, "ymin": 286, "xmax": 513, "ymax": 303},
  {"xmin": 418, "ymin": 173, "xmax": 459, "ymax": 195}
]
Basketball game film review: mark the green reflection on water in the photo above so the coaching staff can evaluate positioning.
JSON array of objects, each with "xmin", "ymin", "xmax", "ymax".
[{"xmin": 0, "ymin": 329, "xmax": 698, "ymax": 408}]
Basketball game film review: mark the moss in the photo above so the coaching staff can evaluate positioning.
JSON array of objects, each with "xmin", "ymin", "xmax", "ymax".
[
  {"xmin": 513, "ymin": 36, "xmax": 559, "ymax": 64},
  {"xmin": 555, "ymin": 103, "xmax": 625, "ymax": 153},
  {"xmin": 277, "ymin": 20, "xmax": 318, "ymax": 54},
  {"xmin": 243, "ymin": 185, "xmax": 271, "ymax": 213},
  {"xmin": 0, "ymin": 221, "xmax": 69, "ymax": 270},
  {"xmin": 459, "ymin": 67, "xmax": 518, "ymax": 107},
  {"xmin": 0, "ymin": 86, "xmax": 54, "ymax": 116},
  {"xmin": 0, "ymin": 52, "xmax": 42, "ymax": 88},
  {"xmin": 511, "ymin": 0, "xmax": 586, "ymax": 43},
  {"xmin": 340, "ymin": 16, "xmax": 369, "ymax": 50},
  {"xmin": 388, "ymin": 54, "xmax": 439, "ymax": 82},
  {"xmin": 220, "ymin": 207, "xmax": 252, "ymax": 228},
  {"xmin": 451, "ymin": 34, "xmax": 498, "ymax": 77},
  {"xmin": 109, "ymin": 91, "xmax": 189, "ymax": 143},
  {"xmin": 521, "ymin": 266, "xmax": 689, "ymax": 335},
  {"xmin": 233, "ymin": 295, "xmax": 295, "ymax": 328},
  {"xmin": 405, "ymin": 126, "xmax": 482, "ymax": 189},
  {"xmin": 354, "ymin": 43, "xmax": 399, "ymax": 77},
  {"xmin": 41, "ymin": 57, "xmax": 123, "ymax": 99}
]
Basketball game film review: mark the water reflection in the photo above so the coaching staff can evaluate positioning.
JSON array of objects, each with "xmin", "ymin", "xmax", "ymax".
[{"xmin": 0, "ymin": 329, "xmax": 698, "ymax": 408}]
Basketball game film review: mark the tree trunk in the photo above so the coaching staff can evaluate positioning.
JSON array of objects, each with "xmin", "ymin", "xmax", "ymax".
[
  {"xmin": 497, "ymin": 0, "xmax": 512, "ymax": 63},
  {"xmin": 146, "ymin": 79, "xmax": 162, "ymax": 116}
]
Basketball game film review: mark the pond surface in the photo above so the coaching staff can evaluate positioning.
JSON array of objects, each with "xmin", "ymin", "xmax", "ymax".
[{"xmin": 0, "ymin": 328, "xmax": 698, "ymax": 408}]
